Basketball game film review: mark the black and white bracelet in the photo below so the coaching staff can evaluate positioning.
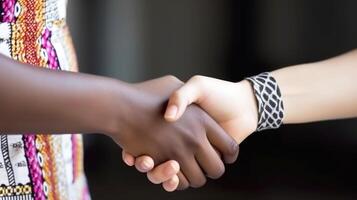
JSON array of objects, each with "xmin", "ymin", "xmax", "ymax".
[{"xmin": 246, "ymin": 72, "xmax": 284, "ymax": 131}]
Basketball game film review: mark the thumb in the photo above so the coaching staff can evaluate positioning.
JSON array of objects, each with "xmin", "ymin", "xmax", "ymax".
[{"xmin": 164, "ymin": 77, "xmax": 203, "ymax": 121}]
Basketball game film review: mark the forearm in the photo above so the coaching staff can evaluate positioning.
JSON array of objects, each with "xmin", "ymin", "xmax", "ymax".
[
  {"xmin": 0, "ymin": 54, "xmax": 127, "ymax": 134},
  {"xmin": 271, "ymin": 49, "xmax": 357, "ymax": 124}
]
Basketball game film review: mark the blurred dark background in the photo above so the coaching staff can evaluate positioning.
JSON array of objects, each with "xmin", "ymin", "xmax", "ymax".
[{"xmin": 67, "ymin": 0, "xmax": 357, "ymax": 199}]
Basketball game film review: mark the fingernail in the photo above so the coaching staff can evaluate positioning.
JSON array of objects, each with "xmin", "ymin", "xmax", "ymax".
[
  {"xmin": 142, "ymin": 160, "xmax": 152, "ymax": 170},
  {"xmin": 171, "ymin": 161, "xmax": 180, "ymax": 172},
  {"xmin": 166, "ymin": 161, "xmax": 179, "ymax": 176},
  {"xmin": 165, "ymin": 105, "xmax": 178, "ymax": 119},
  {"xmin": 167, "ymin": 175, "xmax": 179, "ymax": 191},
  {"xmin": 123, "ymin": 156, "xmax": 134, "ymax": 166},
  {"xmin": 124, "ymin": 159, "xmax": 131, "ymax": 166},
  {"xmin": 168, "ymin": 178, "xmax": 178, "ymax": 188}
]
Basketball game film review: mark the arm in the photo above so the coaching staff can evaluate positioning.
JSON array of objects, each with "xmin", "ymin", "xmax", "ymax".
[
  {"xmin": 272, "ymin": 49, "xmax": 357, "ymax": 123},
  {"xmin": 124, "ymin": 49, "xmax": 357, "ymax": 191},
  {"xmin": 0, "ymin": 54, "xmax": 119, "ymax": 134}
]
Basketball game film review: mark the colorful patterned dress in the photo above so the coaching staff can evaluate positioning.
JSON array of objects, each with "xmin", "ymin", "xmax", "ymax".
[{"xmin": 0, "ymin": 0, "xmax": 90, "ymax": 199}]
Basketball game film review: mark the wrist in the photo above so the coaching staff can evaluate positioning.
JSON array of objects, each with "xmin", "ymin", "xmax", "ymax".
[
  {"xmin": 236, "ymin": 80, "xmax": 259, "ymax": 133},
  {"xmin": 84, "ymin": 77, "xmax": 132, "ymax": 137}
]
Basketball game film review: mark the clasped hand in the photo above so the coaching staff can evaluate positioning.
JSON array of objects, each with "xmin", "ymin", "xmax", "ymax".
[
  {"xmin": 110, "ymin": 75, "xmax": 259, "ymax": 191},
  {"xmin": 108, "ymin": 76, "xmax": 241, "ymax": 191}
]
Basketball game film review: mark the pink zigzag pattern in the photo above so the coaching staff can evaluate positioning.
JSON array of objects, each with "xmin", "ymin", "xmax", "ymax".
[
  {"xmin": 1, "ymin": 0, "xmax": 16, "ymax": 23},
  {"xmin": 24, "ymin": 134, "xmax": 46, "ymax": 200}
]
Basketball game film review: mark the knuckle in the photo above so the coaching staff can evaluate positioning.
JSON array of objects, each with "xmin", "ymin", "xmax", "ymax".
[
  {"xmin": 190, "ymin": 75, "xmax": 207, "ymax": 89},
  {"xmin": 187, "ymin": 135, "xmax": 205, "ymax": 152},
  {"xmin": 177, "ymin": 182, "xmax": 189, "ymax": 191},
  {"xmin": 224, "ymin": 140, "xmax": 239, "ymax": 164},
  {"xmin": 172, "ymin": 90, "xmax": 183, "ymax": 100},
  {"xmin": 147, "ymin": 172, "xmax": 161, "ymax": 185},
  {"xmin": 190, "ymin": 177, "xmax": 207, "ymax": 188},
  {"xmin": 228, "ymin": 139, "xmax": 239, "ymax": 156},
  {"xmin": 209, "ymin": 165, "xmax": 225, "ymax": 180},
  {"xmin": 171, "ymin": 90, "xmax": 187, "ymax": 105},
  {"xmin": 198, "ymin": 109, "xmax": 209, "ymax": 125},
  {"xmin": 165, "ymin": 75, "xmax": 181, "ymax": 83},
  {"xmin": 191, "ymin": 75, "xmax": 204, "ymax": 83}
]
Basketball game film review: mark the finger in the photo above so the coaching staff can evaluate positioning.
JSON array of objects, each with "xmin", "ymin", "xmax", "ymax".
[
  {"xmin": 204, "ymin": 115, "xmax": 239, "ymax": 164},
  {"xmin": 164, "ymin": 78, "xmax": 202, "ymax": 122},
  {"xmin": 122, "ymin": 150, "xmax": 135, "ymax": 166},
  {"xmin": 195, "ymin": 139, "xmax": 225, "ymax": 179},
  {"xmin": 147, "ymin": 160, "xmax": 180, "ymax": 184},
  {"xmin": 179, "ymin": 157, "xmax": 207, "ymax": 188},
  {"xmin": 135, "ymin": 156, "xmax": 155, "ymax": 173},
  {"xmin": 162, "ymin": 175, "xmax": 179, "ymax": 192},
  {"xmin": 176, "ymin": 171, "xmax": 189, "ymax": 190}
]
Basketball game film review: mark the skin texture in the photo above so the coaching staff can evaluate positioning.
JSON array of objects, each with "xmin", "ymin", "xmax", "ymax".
[
  {"xmin": 0, "ymin": 54, "xmax": 239, "ymax": 190},
  {"xmin": 125, "ymin": 49, "xmax": 357, "ymax": 191}
]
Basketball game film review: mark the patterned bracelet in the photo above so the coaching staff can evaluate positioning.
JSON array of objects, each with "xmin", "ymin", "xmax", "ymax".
[{"xmin": 246, "ymin": 72, "xmax": 284, "ymax": 131}]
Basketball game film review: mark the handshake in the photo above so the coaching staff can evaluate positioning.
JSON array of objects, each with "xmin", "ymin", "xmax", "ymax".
[{"xmin": 107, "ymin": 75, "xmax": 259, "ymax": 192}]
